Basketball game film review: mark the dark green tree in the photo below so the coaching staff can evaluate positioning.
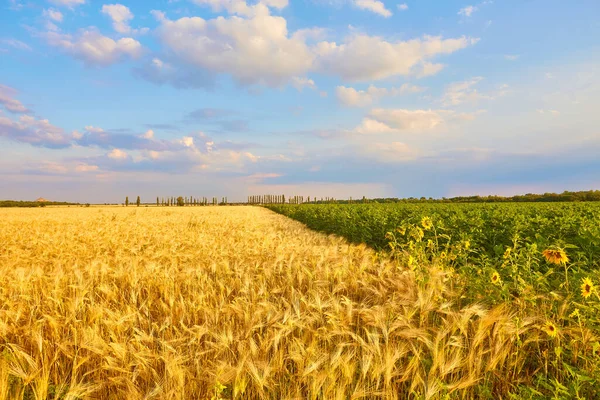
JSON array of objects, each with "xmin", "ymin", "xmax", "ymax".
[
  {"xmin": 125, "ymin": 196, "xmax": 129, "ymax": 207},
  {"xmin": 136, "ymin": 196, "xmax": 141, "ymax": 207},
  {"xmin": 177, "ymin": 196, "xmax": 184, "ymax": 207}
]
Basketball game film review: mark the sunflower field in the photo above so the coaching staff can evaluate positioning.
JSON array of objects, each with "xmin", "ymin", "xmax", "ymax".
[{"xmin": 267, "ymin": 202, "xmax": 600, "ymax": 397}]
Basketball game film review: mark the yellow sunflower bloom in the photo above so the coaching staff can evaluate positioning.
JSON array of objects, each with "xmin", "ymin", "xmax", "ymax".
[
  {"xmin": 421, "ymin": 216, "xmax": 433, "ymax": 230},
  {"xmin": 581, "ymin": 277, "xmax": 594, "ymax": 298},
  {"xmin": 542, "ymin": 248, "xmax": 569, "ymax": 265},
  {"xmin": 543, "ymin": 321, "xmax": 558, "ymax": 338},
  {"xmin": 491, "ymin": 271, "xmax": 501, "ymax": 285}
]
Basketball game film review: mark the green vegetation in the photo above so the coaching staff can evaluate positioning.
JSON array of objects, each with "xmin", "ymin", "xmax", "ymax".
[
  {"xmin": 267, "ymin": 202, "xmax": 600, "ymax": 397},
  {"xmin": 0, "ymin": 200, "xmax": 78, "ymax": 208}
]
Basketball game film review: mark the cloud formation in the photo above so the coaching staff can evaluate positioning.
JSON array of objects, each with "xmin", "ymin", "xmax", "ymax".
[
  {"xmin": 354, "ymin": 0, "xmax": 392, "ymax": 17},
  {"xmin": 0, "ymin": 114, "xmax": 71, "ymax": 148},
  {"xmin": 45, "ymin": 29, "xmax": 143, "ymax": 66},
  {"xmin": 440, "ymin": 77, "xmax": 508, "ymax": 106},
  {"xmin": 0, "ymin": 85, "xmax": 29, "ymax": 113},
  {"xmin": 101, "ymin": 4, "xmax": 134, "ymax": 34},
  {"xmin": 47, "ymin": 0, "xmax": 85, "ymax": 8},
  {"xmin": 315, "ymin": 35, "xmax": 478, "ymax": 81},
  {"xmin": 336, "ymin": 83, "xmax": 425, "ymax": 107},
  {"xmin": 458, "ymin": 5, "xmax": 477, "ymax": 17},
  {"xmin": 148, "ymin": 8, "xmax": 477, "ymax": 87}
]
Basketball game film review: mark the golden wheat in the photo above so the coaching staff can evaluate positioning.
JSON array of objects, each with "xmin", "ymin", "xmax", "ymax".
[{"xmin": 0, "ymin": 206, "xmax": 541, "ymax": 399}]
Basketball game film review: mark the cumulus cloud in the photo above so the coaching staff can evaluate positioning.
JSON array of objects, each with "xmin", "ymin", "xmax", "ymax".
[
  {"xmin": 153, "ymin": 12, "xmax": 314, "ymax": 87},
  {"xmin": 354, "ymin": 108, "xmax": 484, "ymax": 134},
  {"xmin": 107, "ymin": 148, "xmax": 128, "ymax": 160},
  {"xmin": 192, "ymin": 0, "xmax": 288, "ymax": 16},
  {"xmin": 440, "ymin": 77, "xmax": 508, "ymax": 106},
  {"xmin": 147, "ymin": 8, "xmax": 476, "ymax": 87},
  {"xmin": 101, "ymin": 4, "xmax": 134, "ymax": 34},
  {"xmin": 0, "ymin": 84, "xmax": 29, "ymax": 113},
  {"xmin": 0, "ymin": 114, "xmax": 71, "ymax": 148},
  {"xmin": 458, "ymin": 5, "xmax": 477, "ymax": 17},
  {"xmin": 416, "ymin": 62, "xmax": 445, "ymax": 78},
  {"xmin": 315, "ymin": 35, "xmax": 478, "ymax": 81},
  {"xmin": 142, "ymin": 129, "xmax": 154, "ymax": 139},
  {"xmin": 398, "ymin": 3, "xmax": 408, "ymax": 10},
  {"xmin": 75, "ymin": 163, "xmax": 99, "ymax": 172},
  {"xmin": 48, "ymin": 0, "xmax": 85, "ymax": 7},
  {"xmin": 43, "ymin": 8, "xmax": 63, "ymax": 22},
  {"xmin": 291, "ymin": 77, "xmax": 317, "ymax": 92},
  {"xmin": 44, "ymin": 29, "xmax": 143, "ymax": 66},
  {"xmin": 76, "ymin": 126, "xmax": 189, "ymax": 151},
  {"xmin": 336, "ymin": 83, "xmax": 425, "ymax": 107},
  {"xmin": 354, "ymin": 0, "xmax": 392, "ymax": 17},
  {"xmin": 359, "ymin": 109, "xmax": 445, "ymax": 132}
]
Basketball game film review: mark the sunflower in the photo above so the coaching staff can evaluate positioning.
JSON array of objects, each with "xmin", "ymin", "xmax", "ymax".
[
  {"xmin": 491, "ymin": 271, "xmax": 501, "ymax": 285},
  {"xmin": 464, "ymin": 240, "xmax": 471, "ymax": 249},
  {"xmin": 543, "ymin": 321, "xmax": 558, "ymax": 338},
  {"xmin": 542, "ymin": 248, "xmax": 569, "ymax": 265},
  {"xmin": 421, "ymin": 216, "xmax": 433, "ymax": 230},
  {"xmin": 581, "ymin": 277, "xmax": 594, "ymax": 298},
  {"xmin": 503, "ymin": 247, "xmax": 512, "ymax": 260},
  {"xmin": 408, "ymin": 255, "xmax": 416, "ymax": 268}
]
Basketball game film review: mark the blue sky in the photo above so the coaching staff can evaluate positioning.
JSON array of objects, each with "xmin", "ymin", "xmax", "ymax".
[{"xmin": 0, "ymin": 0, "xmax": 599, "ymax": 202}]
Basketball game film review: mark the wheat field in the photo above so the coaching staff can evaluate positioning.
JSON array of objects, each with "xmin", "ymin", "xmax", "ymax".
[{"xmin": 0, "ymin": 206, "xmax": 544, "ymax": 399}]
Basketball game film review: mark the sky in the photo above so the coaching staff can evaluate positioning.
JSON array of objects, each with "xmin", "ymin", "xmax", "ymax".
[{"xmin": 0, "ymin": 0, "xmax": 599, "ymax": 203}]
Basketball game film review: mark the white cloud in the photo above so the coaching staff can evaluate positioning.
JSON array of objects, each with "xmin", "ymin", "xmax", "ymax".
[
  {"xmin": 291, "ymin": 77, "xmax": 317, "ymax": 92},
  {"xmin": 415, "ymin": 62, "xmax": 445, "ymax": 78},
  {"xmin": 354, "ymin": 108, "xmax": 481, "ymax": 134},
  {"xmin": 72, "ymin": 130, "xmax": 83, "ymax": 139},
  {"xmin": 142, "ymin": 129, "xmax": 154, "ymax": 139},
  {"xmin": 366, "ymin": 108, "xmax": 445, "ymax": 131},
  {"xmin": 458, "ymin": 5, "xmax": 477, "ymax": 17},
  {"xmin": 48, "ymin": 0, "xmax": 85, "ymax": 8},
  {"xmin": 154, "ymin": 12, "xmax": 314, "ymax": 87},
  {"xmin": 107, "ymin": 148, "xmax": 128, "ymax": 159},
  {"xmin": 192, "ymin": 0, "xmax": 288, "ymax": 17},
  {"xmin": 0, "ymin": 39, "xmax": 31, "ymax": 51},
  {"xmin": 151, "ymin": 8, "xmax": 476, "ymax": 87},
  {"xmin": 75, "ymin": 164, "xmax": 99, "ymax": 172},
  {"xmin": 355, "ymin": 118, "xmax": 398, "ymax": 134},
  {"xmin": 0, "ymin": 114, "xmax": 71, "ymax": 148},
  {"xmin": 43, "ymin": 8, "xmax": 63, "ymax": 22},
  {"xmin": 504, "ymin": 54, "xmax": 519, "ymax": 61},
  {"xmin": 441, "ymin": 77, "xmax": 488, "ymax": 106},
  {"xmin": 45, "ymin": 29, "xmax": 143, "ymax": 66},
  {"xmin": 0, "ymin": 84, "xmax": 29, "ymax": 113},
  {"xmin": 84, "ymin": 125, "xmax": 104, "ymax": 133},
  {"xmin": 336, "ymin": 83, "xmax": 425, "ymax": 107},
  {"xmin": 101, "ymin": 4, "xmax": 134, "ymax": 34},
  {"xmin": 440, "ymin": 77, "xmax": 508, "ymax": 106},
  {"xmin": 398, "ymin": 3, "xmax": 408, "ymax": 10},
  {"xmin": 354, "ymin": 0, "xmax": 392, "ymax": 17},
  {"xmin": 315, "ymin": 35, "xmax": 478, "ymax": 82}
]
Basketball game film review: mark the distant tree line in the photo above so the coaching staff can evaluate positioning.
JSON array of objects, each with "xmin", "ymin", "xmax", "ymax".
[
  {"xmin": 0, "ymin": 200, "xmax": 79, "ymax": 208},
  {"xmin": 248, "ymin": 190, "xmax": 600, "ymax": 205},
  {"xmin": 125, "ymin": 196, "xmax": 229, "ymax": 206},
  {"xmin": 307, "ymin": 190, "xmax": 600, "ymax": 204}
]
